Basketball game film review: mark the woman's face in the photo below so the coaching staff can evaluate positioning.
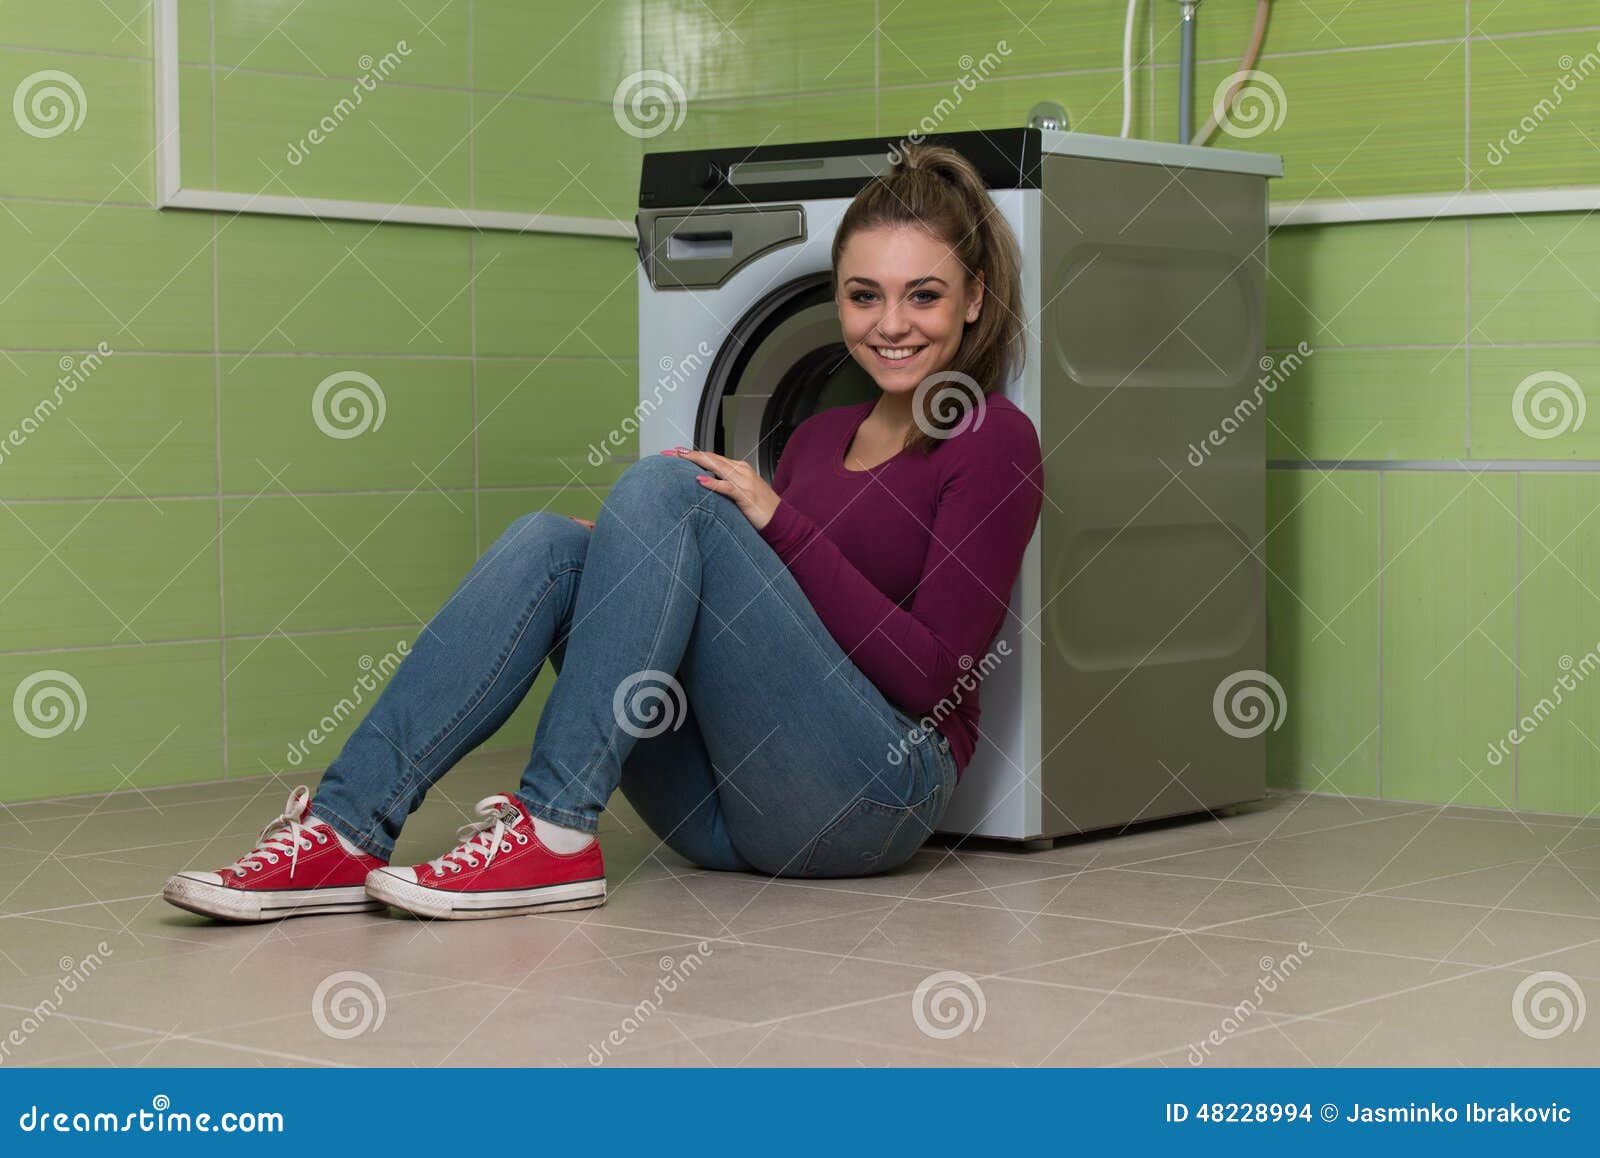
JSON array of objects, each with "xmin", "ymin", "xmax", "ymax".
[{"xmin": 835, "ymin": 224, "xmax": 984, "ymax": 396}]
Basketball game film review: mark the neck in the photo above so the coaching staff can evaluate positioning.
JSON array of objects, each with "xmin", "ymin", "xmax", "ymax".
[{"xmin": 871, "ymin": 389, "xmax": 916, "ymax": 431}]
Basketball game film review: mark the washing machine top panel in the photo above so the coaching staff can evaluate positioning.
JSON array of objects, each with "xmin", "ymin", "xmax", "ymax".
[
  {"xmin": 637, "ymin": 125, "xmax": 1281, "ymax": 213},
  {"xmin": 638, "ymin": 127, "xmax": 1041, "ymax": 210}
]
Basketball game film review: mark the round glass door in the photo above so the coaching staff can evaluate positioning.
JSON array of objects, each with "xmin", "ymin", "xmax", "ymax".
[{"xmin": 697, "ymin": 273, "xmax": 880, "ymax": 480}]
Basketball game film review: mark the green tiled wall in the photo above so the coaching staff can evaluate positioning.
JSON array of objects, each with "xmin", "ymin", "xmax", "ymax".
[
  {"xmin": 4, "ymin": 1, "xmax": 1599, "ymax": 819},
  {"xmin": 1, "ymin": 2, "xmax": 635, "ymax": 801}
]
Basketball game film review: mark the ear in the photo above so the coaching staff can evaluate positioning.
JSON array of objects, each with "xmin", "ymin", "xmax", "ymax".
[{"xmin": 964, "ymin": 272, "xmax": 985, "ymax": 324}]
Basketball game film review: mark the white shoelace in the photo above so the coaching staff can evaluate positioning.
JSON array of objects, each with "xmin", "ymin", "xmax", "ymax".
[
  {"xmin": 427, "ymin": 795, "xmax": 529, "ymax": 874},
  {"xmin": 229, "ymin": 787, "xmax": 326, "ymax": 879}
]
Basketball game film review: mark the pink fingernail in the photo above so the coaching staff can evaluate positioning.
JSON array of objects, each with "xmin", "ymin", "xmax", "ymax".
[{"xmin": 695, "ymin": 474, "xmax": 709, "ymax": 482}]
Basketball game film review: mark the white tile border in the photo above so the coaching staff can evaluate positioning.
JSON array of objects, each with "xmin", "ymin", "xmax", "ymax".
[{"xmin": 150, "ymin": 0, "xmax": 634, "ymax": 240}]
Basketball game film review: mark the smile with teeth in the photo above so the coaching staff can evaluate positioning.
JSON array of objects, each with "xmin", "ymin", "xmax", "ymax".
[{"xmin": 871, "ymin": 343, "xmax": 927, "ymax": 363}]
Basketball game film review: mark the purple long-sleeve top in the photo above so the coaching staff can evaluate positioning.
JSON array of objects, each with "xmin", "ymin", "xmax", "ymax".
[{"xmin": 756, "ymin": 393, "xmax": 1044, "ymax": 775}]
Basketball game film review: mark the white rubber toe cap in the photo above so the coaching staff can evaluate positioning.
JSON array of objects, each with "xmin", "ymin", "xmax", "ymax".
[
  {"xmin": 373, "ymin": 865, "xmax": 417, "ymax": 884},
  {"xmin": 174, "ymin": 869, "xmax": 225, "ymax": 886}
]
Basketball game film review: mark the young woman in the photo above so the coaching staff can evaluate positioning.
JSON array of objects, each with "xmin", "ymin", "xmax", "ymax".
[{"xmin": 163, "ymin": 143, "xmax": 1044, "ymax": 922}]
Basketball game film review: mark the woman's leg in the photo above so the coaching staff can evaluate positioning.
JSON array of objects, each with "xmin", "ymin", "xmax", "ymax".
[
  {"xmin": 515, "ymin": 453, "xmax": 956, "ymax": 878},
  {"xmin": 311, "ymin": 502, "xmax": 753, "ymax": 874},
  {"xmin": 309, "ymin": 511, "xmax": 591, "ymax": 861}
]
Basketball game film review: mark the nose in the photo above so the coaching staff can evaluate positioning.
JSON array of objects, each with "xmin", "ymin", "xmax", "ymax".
[{"xmin": 875, "ymin": 302, "xmax": 914, "ymax": 342}]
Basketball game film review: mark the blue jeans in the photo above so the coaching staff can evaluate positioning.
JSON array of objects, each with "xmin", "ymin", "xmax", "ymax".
[{"xmin": 311, "ymin": 453, "xmax": 957, "ymax": 879}]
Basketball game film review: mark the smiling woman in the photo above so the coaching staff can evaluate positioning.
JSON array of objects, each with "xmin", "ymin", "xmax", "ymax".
[{"xmin": 163, "ymin": 143, "xmax": 1044, "ymax": 924}]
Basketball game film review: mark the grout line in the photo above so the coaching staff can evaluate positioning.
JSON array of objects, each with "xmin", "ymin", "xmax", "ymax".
[
  {"xmin": 872, "ymin": 0, "xmax": 880, "ymax": 137},
  {"xmin": 1464, "ymin": 221, "xmax": 1473, "ymax": 456},
  {"xmin": 0, "ymin": 484, "xmax": 602, "ymax": 506},
  {"xmin": 1376, "ymin": 470, "xmax": 1384, "ymax": 799},
  {"xmin": 1269, "ymin": 460, "xmax": 1600, "ymax": 472},
  {"xmin": 211, "ymin": 209, "xmax": 228, "ymax": 775},
  {"xmin": 0, "ymin": 622, "xmax": 437, "ymax": 659},
  {"xmin": 1512, "ymin": 469, "xmax": 1521, "ymax": 812},
  {"xmin": 208, "ymin": 0, "xmax": 217, "ymax": 191},
  {"xmin": 1464, "ymin": 0, "xmax": 1473, "ymax": 196},
  {"xmin": 0, "ymin": 343, "xmax": 641, "ymax": 359}
]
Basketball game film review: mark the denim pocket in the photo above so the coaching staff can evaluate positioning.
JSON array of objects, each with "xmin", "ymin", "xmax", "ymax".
[{"xmin": 799, "ymin": 759, "xmax": 954, "ymax": 879}]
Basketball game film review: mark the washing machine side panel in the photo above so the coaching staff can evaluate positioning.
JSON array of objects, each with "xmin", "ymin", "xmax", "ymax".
[{"xmin": 1035, "ymin": 152, "xmax": 1271, "ymax": 837}]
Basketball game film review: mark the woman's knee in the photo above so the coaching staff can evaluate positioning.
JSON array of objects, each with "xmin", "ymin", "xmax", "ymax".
[
  {"xmin": 602, "ymin": 453, "xmax": 704, "ymax": 518},
  {"xmin": 490, "ymin": 510, "xmax": 590, "ymax": 569}
]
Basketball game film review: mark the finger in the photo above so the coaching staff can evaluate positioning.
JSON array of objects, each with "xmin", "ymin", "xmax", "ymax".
[
  {"xmin": 693, "ymin": 473, "xmax": 733, "ymax": 495},
  {"xmin": 673, "ymin": 447, "xmax": 740, "ymax": 476}
]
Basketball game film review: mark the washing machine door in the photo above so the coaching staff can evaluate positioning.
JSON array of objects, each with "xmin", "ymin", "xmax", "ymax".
[{"xmin": 697, "ymin": 272, "xmax": 880, "ymax": 480}]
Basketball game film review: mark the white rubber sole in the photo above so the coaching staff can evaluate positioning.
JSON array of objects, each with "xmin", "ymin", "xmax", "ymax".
[
  {"xmin": 162, "ymin": 873, "xmax": 383, "ymax": 922},
  {"xmin": 365, "ymin": 867, "xmax": 607, "ymax": 920}
]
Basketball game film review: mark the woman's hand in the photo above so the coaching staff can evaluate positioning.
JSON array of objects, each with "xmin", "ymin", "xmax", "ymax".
[{"xmin": 663, "ymin": 447, "xmax": 781, "ymax": 532}]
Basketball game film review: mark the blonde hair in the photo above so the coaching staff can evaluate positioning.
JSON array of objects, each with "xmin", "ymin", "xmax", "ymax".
[{"xmin": 830, "ymin": 143, "xmax": 1024, "ymax": 454}]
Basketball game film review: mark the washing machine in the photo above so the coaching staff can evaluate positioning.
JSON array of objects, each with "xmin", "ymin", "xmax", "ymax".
[{"xmin": 633, "ymin": 126, "xmax": 1283, "ymax": 844}]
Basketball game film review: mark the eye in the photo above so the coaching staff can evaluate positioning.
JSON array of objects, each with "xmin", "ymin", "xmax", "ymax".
[
  {"xmin": 911, "ymin": 290, "xmax": 941, "ymax": 304},
  {"xmin": 849, "ymin": 290, "xmax": 878, "ymax": 305}
]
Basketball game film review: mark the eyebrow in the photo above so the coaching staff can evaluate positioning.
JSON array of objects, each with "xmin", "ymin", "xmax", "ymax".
[{"xmin": 843, "ymin": 275, "xmax": 950, "ymax": 289}]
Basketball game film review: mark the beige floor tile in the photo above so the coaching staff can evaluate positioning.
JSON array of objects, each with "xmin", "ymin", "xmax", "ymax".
[
  {"xmin": 544, "ymin": 871, "xmax": 899, "ymax": 941},
  {"xmin": 282, "ymin": 910, "xmax": 720, "ymax": 988},
  {"xmin": 1371, "ymin": 860, "xmax": 1600, "ymax": 919},
  {"xmin": 513, "ymin": 939, "xmax": 933, "ymax": 1025},
  {"xmin": 778, "ymin": 974, "xmax": 1304, "ymax": 1066},
  {"xmin": 199, "ymin": 981, "xmax": 747, "ymax": 1067},
  {"xmin": 1126, "ymin": 812, "xmax": 1571, "ymax": 894},
  {"xmin": 742, "ymin": 896, "xmax": 1159, "ymax": 975},
  {"xmin": 0, "ymin": 1004, "xmax": 162, "ymax": 1066},
  {"xmin": 1006, "ymin": 929, "xmax": 1477, "ymax": 1018},
  {"xmin": 0, "ymin": 910, "xmax": 215, "ymax": 980},
  {"xmin": 1133, "ymin": 1015, "xmax": 1476, "ymax": 1067},
  {"xmin": 1201, "ymin": 893, "xmax": 1600, "ymax": 969},
  {"xmin": 1302, "ymin": 966, "xmax": 1599, "ymax": 1066},
  {"xmin": 943, "ymin": 866, "xmax": 1353, "ymax": 931},
  {"xmin": 613, "ymin": 1024, "xmax": 1015, "ymax": 1067}
]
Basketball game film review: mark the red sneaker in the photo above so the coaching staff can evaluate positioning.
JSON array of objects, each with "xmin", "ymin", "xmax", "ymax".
[
  {"xmin": 163, "ymin": 786, "xmax": 388, "ymax": 922},
  {"xmin": 365, "ymin": 794, "xmax": 605, "ymax": 920}
]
